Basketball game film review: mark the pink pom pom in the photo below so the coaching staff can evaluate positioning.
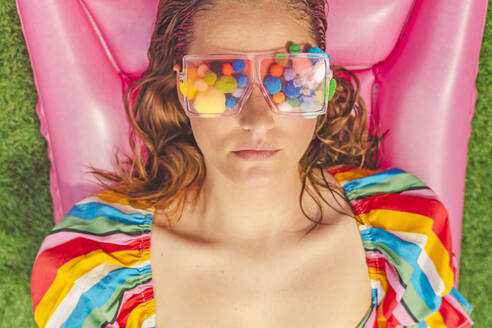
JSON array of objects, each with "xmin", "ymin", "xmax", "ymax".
[{"xmin": 293, "ymin": 58, "xmax": 312, "ymax": 75}]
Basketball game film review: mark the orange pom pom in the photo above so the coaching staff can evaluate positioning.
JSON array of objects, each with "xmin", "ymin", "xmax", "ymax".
[
  {"xmin": 272, "ymin": 91, "xmax": 285, "ymax": 104},
  {"xmin": 222, "ymin": 63, "xmax": 234, "ymax": 76},
  {"xmin": 270, "ymin": 64, "xmax": 283, "ymax": 77}
]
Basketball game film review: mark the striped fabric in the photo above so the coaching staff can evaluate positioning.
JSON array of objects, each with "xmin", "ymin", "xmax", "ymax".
[
  {"xmin": 31, "ymin": 167, "xmax": 473, "ymax": 327},
  {"xmin": 330, "ymin": 167, "xmax": 474, "ymax": 328},
  {"xmin": 31, "ymin": 193, "xmax": 156, "ymax": 328}
]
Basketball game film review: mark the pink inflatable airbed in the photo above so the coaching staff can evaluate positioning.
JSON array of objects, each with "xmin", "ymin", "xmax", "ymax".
[{"xmin": 16, "ymin": 0, "xmax": 488, "ymax": 283}]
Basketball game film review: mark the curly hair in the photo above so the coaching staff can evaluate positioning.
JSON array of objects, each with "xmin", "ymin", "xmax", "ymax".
[{"xmin": 87, "ymin": 0, "xmax": 386, "ymax": 235}]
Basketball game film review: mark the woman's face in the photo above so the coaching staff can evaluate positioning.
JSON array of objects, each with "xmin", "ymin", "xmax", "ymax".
[{"xmin": 180, "ymin": 0, "xmax": 318, "ymax": 186}]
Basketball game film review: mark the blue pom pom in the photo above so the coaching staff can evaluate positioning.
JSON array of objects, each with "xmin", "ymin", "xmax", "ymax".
[
  {"xmin": 307, "ymin": 47, "xmax": 329, "ymax": 59},
  {"xmin": 307, "ymin": 47, "xmax": 324, "ymax": 53},
  {"xmin": 284, "ymin": 80, "xmax": 302, "ymax": 98},
  {"xmin": 263, "ymin": 76, "xmax": 282, "ymax": 95},
  {"xmin": 307, "ymin": 47, "xmax": 329, "ymax": 64},
  {"xmin": 232, "ymin": 59, "xmax": 246, "ymax": 73},
  {"xmin": 236, "ymin": 74, "xmax": 248, "ymax": 88},
  {"xmin": 225, "ymin": 96, "xmax": 237, "ymax": 108}
]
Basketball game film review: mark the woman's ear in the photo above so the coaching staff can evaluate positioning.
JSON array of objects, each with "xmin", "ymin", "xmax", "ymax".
[{"xmin": 173, "ymin": 64, "xmax": 181, "ymax": 72}]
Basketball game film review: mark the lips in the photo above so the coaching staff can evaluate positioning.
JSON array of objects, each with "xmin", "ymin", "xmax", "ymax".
[
  {"xmin": 233, "ymin": 143, "xmax": 280, "ymax": 152},
  {"xmin": 232, "ymin": 149, "xmax": 280, "ymax": 160}
]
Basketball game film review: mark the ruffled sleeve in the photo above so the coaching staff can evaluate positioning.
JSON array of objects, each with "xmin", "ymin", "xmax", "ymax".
[
  {"xmin": 331, "ymin": 167, "xmax": 474, "ymax": 327},
  {"xmin": 31, "ymin": 190, "xmax": 156, "ymax": 328}
]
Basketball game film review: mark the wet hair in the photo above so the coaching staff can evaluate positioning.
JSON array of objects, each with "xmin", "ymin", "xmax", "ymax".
[{"xmin": 88, "ymin": 0, "xmax": 386, "ymax": 235}]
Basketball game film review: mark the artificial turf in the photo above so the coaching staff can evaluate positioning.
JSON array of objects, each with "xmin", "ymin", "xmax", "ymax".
[{"xmin": 0, "ymin": 1, "xmax": 490, "ymax": 327}]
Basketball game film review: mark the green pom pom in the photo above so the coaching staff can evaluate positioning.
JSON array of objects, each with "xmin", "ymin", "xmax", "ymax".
[
  {"xmin": 288, "ymin": 43, "xmax": 301, "ymax": 53},
  {"xmin": 328, "ymin": 78, "xmax": 337, "ymax": 101},
  {"xmin": 203, "ymin": 72, "xmax": 217, "ymax": 85},
  {"xmin": 215, "ymin": 76, "xmax": 237, "ymax": 93},
  {"xmin": 287, "ymin": 97, "xmax": 301, "ymax": 107}
]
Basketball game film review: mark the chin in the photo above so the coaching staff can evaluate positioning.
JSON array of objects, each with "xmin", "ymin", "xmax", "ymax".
[{"xmin": 228, "ymin": 167, "xmax": 277, "ymax": 187}]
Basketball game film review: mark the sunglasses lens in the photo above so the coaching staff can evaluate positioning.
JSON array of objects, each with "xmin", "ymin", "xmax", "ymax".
[
  {"xmin": 179, "ymin": 58, "xmax": 252, "ymax": 117},
  {"xmin": 260, "ymin": 54, "xmax": 328, "ymax": 118}
]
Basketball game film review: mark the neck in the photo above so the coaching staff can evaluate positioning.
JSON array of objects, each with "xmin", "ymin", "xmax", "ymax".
[{"xmin": 181, "ymin": 166, "xmax": 344, "ymax": 244}]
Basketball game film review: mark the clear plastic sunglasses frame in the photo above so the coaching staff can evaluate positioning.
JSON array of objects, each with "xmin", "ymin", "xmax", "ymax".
[{"xmin": 175, "ymin": 52, "xmax": 333, "ymax": 118}]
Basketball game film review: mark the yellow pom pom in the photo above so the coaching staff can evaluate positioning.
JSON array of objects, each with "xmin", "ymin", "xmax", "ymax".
[
  {"xmin": 193, "ymin": 86, "xmax": 226, "ymax": 114},
  {"xmin": 187, "ymin": 66, "xmax": 198, "ymax": 80},
  {"xmin": 179, "ymin": 80, "xmax": 198, "ymax": 100},
  {"xmin": 315, "ymin": 88, "xmax": 325, "ymax": 105},
  {"xmin": 184, "ymin": 82, "xmax": 198, "ymax": 100},
  {"xmin": 179, "ymin": 81, "xmax": 185, "ymax": 95},
  {"xmin": 194, "ymin": 79, "xmax": 208, "ymax": 92},
  {"xmin": 177, "ymin": 66, "xmax": 200, "ymax": 100}
]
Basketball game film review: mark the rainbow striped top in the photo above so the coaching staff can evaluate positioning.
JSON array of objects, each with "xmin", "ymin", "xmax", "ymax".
[{"xmin": 31, "ymin": 167, "xmax": 474, "ymax": 327}]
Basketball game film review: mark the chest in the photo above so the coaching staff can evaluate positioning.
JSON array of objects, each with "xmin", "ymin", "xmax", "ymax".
[{"xmin": 150, "ymin": 222, "xmax": 372, "ymax": 328}]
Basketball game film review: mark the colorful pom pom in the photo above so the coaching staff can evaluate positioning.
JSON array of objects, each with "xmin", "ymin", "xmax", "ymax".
[
  {"xmin": 222, "ymin": 63, "xmax": 234, "ymax": 76},
  {"xmin": 305, "ymin": 60, "xmax": 326, "ymax": 89},
  {"xmin": 283, "ymin": 68, "xmax": 296, "ymax": 81},
  {"xmin": 193, "ymin": 86, "xmax": 226, "ymax": 114},
  {"xmin": 300, "ymin": 94, "xmax": 316, "ymax": 106},
  {"xmin": 287, "ymin": 97, "xmax": 300, "ymax": 107},
  {"xmin": 263, "ymin": 76, "xmax": 282, "ymax": 95},
  {"xmin": 193, "ymin": 79, "xmax": 208, "ymax": 92},
  {"xmin": 307, "ymin": 47, "xmax": 324, "ymax": 54},
  {"xmin": 203, "ymin": 72, "xmax": 217, "ymax": 85},
  {"xmin": 272, "ymin": 91, "xmax": 285, "ymax": 104},
  {"xmin": 278, "ymin": 101, "xmax": 293, "ymax": 113},
  {"xmin": 270, "ymin": 64, "xmax": 283, "ymax": 77},
  {"xmin": 180, "ymin": 67, "xmax": 199, "ymax": 100},
  {"xmin": 209, "ymin": 61, "xmax": 223, "ymax": 74},
  {"xmin": 216, "ymin": 76, "xmax": 238, "ymax": 93},
  {"xmin": 197, "ymin": 64, "xmax": 209, "ymax": 77},
  {"xmin": 293, "ymin": 58, "xmax": 312, "ymax": 75},
  {"xmin": 319, "ymin": 78, "xmax": 337, "ymax": 101},
  {"xmin": 284, "ymin": 80, "xmax": 302, "ymax": 98},
  {"xmin": 315, "ymin": 88, "xmax": 325, "ymax": 105},
  {"xmin": 288, "ymin": 43, "xmax": 301, "ymax": 53},
  {"xmin": 328, "ymin": 78, "xmax": 337, "ymax": 100},
  {"xmin": 232, "ymin": 59, "xmax": 245, "ymax": 72},
  {"xmin": 232, "ymin": 87, "xmax": 245, "ymax": 98},
  {"xmin": 178, "ymin": 81, "xmax": 186, "ymax": 96},
  {"xmin": 225, "ymin": 96, "xmax": 237, "ymax": 109},
  {"xmin": 307, "ymin": 47, "xmax": 327, "ymax": 64},
  {"xmin": 293, "ymin": 77, "xmax": 303, "ymax": 87},
  {"xmin": 307, "ymin": 47, "xmax": 330, "ymax": 60},
  {"xmin": 236, "ymin": 74, "xmax": 248, "ymax": 88},
  {"xmin": 301, "ymin": 88, "xmax": 311, "ymax": 96},
  {"xmin": 275, "ymin": 53, "xmax": 289, "ymax": 66}
]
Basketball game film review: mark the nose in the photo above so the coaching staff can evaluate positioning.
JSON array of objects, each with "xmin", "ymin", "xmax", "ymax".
[{"xmin": 237, "ymin": 82, "xmax": 275, "ymax": 134}]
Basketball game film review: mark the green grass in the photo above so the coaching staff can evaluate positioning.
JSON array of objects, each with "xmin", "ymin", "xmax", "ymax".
[
  {"xmin": 459, "ymin": 3, "xmax": 492, "ymax": 327},
  {"xmin": 0, "ymin": 1, "xmax": 490, "ymax": 327},
  {"xmin": 0, "ymin": 2, "xmax": 53, "ymax": 327}
]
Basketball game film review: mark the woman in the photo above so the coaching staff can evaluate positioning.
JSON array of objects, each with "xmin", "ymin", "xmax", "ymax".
[{"xmin": 31, "ymin": 0, "xmax": 473, "ymax": 327}]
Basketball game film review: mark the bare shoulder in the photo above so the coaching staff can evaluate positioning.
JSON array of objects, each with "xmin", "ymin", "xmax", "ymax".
[{"xmin": 303, "ymin": 166, "xmax": 355, "ymax": 225}]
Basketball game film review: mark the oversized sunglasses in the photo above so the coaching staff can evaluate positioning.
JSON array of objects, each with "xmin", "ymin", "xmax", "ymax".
[{"xmin": 175, "ymin": 52, "xmax": 336, "ymax": 119}]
